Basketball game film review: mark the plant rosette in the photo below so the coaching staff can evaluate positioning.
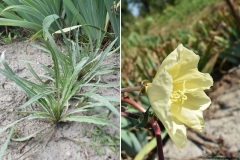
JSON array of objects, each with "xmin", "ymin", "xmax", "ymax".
[{"xmin": 145, "ymin": 44, "xmax": 213, "ymax": 149}]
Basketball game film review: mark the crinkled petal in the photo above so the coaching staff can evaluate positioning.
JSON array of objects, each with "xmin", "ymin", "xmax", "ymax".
[
  {"xmin": 184, "ymin": 91, "xmax": 211, "ymax": 111},
  {"xmin": 147, "ymin": 44, "xmax": 213, "ymax": 149},
  {"xmin": 171, "ymin": 91, "xmax": 211, "ymax": 131},
  {"xmin": 150, "ymin": 100, "xmax": 187, "ymax": 149},
  {"xmin": 154, "ymin": 45, "xmax": 180, "ymax": 80},
  {"xmin": 168, "ymin": 116, "xmax": 187, "ymax": 149},
  {"xmin": 168, "ymin": 44, "xmax": 200, "ymax": 78},
  {"xmin": 147, "ymin": 69, "xmax": 173, "ymax": 130},
  {"xmin": 168, "ymin": 45, "xmax": 213, "ymax": 90},
  {"xmin": 171, "ymin": 68, "xmax": 213, "ymax": 91}
]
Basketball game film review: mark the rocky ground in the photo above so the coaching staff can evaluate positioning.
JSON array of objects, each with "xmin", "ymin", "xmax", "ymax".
[
  {"xmin": 163, "ymin": 66, "xmax": 240, "ymax": 159},
  {"xmin": 0, "ymin": 41, "xmax": 120, "ymax": 160}
]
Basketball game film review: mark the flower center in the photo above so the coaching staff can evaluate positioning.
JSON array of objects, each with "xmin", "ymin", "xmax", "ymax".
[
  {"xmin": 170, "ymin": 81, "xmax": 187, "ymax": 104},
  {"xmin": 170, "ymin": 90, "xmax": 187, "ymax": 104}
]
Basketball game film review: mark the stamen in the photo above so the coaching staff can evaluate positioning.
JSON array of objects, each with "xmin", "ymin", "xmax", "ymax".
[{"xmin": 170, "ymin": 81, "xmax": 187, "ymax": 104}]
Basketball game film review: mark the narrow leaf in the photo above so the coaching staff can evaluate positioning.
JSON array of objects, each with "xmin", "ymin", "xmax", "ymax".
[
  {"xmin": 0, "ymin": 126, "xmax": 14, "ymax": 159},
  {"xmin": 61, "ymin": 116, "xmax": 119, "ymax": 129}
]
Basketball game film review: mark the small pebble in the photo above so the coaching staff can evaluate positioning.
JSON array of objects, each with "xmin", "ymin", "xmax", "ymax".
[{"xmin": 65, "ymin": 151, "xmax": 72, "ymax": 158}]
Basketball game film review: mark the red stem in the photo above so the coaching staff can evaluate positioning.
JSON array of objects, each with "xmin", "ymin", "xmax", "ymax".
[
  {"xmin": 149, "ymin": 119, "xmax": 164, "ymax": 160},
  {"xmin": 121, "ymin": 111, "xmax": 140, "ymax": 119},
  {"xmin": 121, "ymin": 86, "xmax": 142, "ymax": 93},
  {"xmin": 121, "ymin": 96, "xmax": 146, "ymax": 113},
  {"xmin": 121, "ymin": 89, "xmax": 164, "ymax": 159}
]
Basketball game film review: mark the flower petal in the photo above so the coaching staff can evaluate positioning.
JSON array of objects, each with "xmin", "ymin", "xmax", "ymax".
[
  {"xmin": 184, "ymin": 91, "xmax": 211, "ymax": 111},
  {"xmin": 147, "ymin": 68, "xmax": 187, "ymax": 149},
  {"xmin": 147, "ymin": 44, "xmax": 213, "ymax": 149},
  {"xmin": 147, "ymin": 69, "xmax": 173, "ymax": 130},
  {"xmin": 168, "ymin": 44, "xmax": 200, "ymax": 78},
  {"xmin": 167, "ymin": 116, "xmax": 187, "ymax": 149},
  {"xmin": 154, "ymin": 45, "xmax": 181, "ymax": 80},
  {"xmin": 168, "ymin": 45, "xmax": 213, "ymax": 90},
  {"xmin": 172, "ymin": 69, "xmax": 213, "ymax": 91},
  {"xmin": 151, "ymin": 100, "xmax": 187, "ymax": 149},
  {"xmin": 171, "ymin": 91, "xmax": 211, "ymax": 131}
]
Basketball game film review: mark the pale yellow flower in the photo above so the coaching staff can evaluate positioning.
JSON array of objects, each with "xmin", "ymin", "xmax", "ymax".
[{"xmin": 146, "ymin": 44, "xmax": 213, "ymax": 149}]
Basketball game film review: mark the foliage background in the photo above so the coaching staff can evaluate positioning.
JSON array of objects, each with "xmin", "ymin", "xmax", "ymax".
[
  {"xmin": 0, "ymin": 0, "xmax": 120, "ymax": 159},
  {"xmin": 121, "ymin": 0, "xmax": 240, "ymax": 159}
]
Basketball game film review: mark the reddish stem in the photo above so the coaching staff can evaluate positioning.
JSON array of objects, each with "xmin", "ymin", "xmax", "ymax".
[
  {"xmin": 121, "ymin": 111, "xmax": 140, "ymax": 119},
  {"xmin": 121, "ymin": 86, "xmax": 142, "ymax": 93},
  {"xmin": 121, "ymin": 88, "xmax": 164, "ymax": 159},
  {"xmin": 121, "ymin": 96, "xmax": 146, "ymax": 113},
  {"xmin": 149, "ymin": 119, "xmax": 164, "ymax": 160}
]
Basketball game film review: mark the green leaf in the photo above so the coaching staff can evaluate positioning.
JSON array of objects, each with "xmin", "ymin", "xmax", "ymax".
[
  {"xmin": 121, "ymin": 130, "xmax": 142, "ymax": 157},
  {"xmin": 0, "ymin": 117, "xmax": 28, "ymax": 134},
  {"xmin": 0, "ymin": 126, "xmax": 15, "ymax": 159},
  {"xmin": 136, "ymin": 106, "xmax": 150, "ymax": 129},
  {"xmin": 64, "ymin": 103, "xmax": 104, "ymax": 116},
  {"xmin": 16, "ymin": 91, "xmax": 55, "ymax": 110},
  {"xmin": 11, "ymin": 126, "xmax": 51, "ymax": 142},
  {"xmin": 83, "ymin": 92, "xmax": 119, "ymax": 115},
  {"xmin": 134, "ymin": 137, "xmax": 157, "ymax": 160},
  {"xmin": 82, "ymin": 83, "xmax": 119, "ymax": 87},
  {"xmin": 2, "ymin": 5, "xmax": 45, "ymax": 21},
  {"xmin": 61, "ymin": 116, "xmax": 119, "ymax": 129},
  {"xmin": 201, "ymin": 52, "xmax": 220, "ymax": 73},
  {"xmin": 0, "ymin": 18, "xmax": 41, "ymax": 31},
  {"xmin": 104, "ymin": 0, "xmax": 120, "ymax": 46}
]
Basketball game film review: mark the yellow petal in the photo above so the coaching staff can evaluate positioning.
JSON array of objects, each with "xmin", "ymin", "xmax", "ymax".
[
  {"xmin": 151, "ymin": 99, "xmax": 187, "ymax": 149},
  {"xmin": 168, "ymin": 45, "xmax": 213, "ymax": 90},
  {"xmin": 147, "ymin": 68, "xmax": 187, "ymax": 149},
  {"xmin": 147, "ymin": 68, "xmax": 173, "ymax": 133},
  {"xmin": 171, "ymin": 91, "xmax": 211, "ymax": 131},
  {"xmin": 172, "ymin": 69, "xmax": 213, "ymax": 91},
  {"xmin": 167, "ymin": 116, "xmax": 187, "ymax": 149},
  {"xmin": 147, "ymin": 44, "xmax": 213, "ymax": 149},
  {"xmin": 153, "ymin": 45, "xmax": 181, "ymax": 80},
  {"xmin": 184, "ymin": 91, "xmax": 211, "ymax": 111},
  {"xmin": 168, "ymin": 44, "xmax": 200, "ymax": 78}
]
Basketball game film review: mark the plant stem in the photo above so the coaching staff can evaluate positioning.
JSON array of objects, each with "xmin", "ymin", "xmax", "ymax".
[
  {"xmin": 121, "ymin": 111, "xmax": 140, "ymax": 120},
  {"xmin": 121, "ymin": 86, "xmax": 164, "ymax": 159},
  {"xmin": 121, "ymin": 96, "xmax": 146, "ymax": 112},
  {"xmin": 149, "ymin": 119, "xmax": 164, "ymax": 160},
  {"xmin": 121, "ymin": 86, "xmax": 142, "ymax": 93}
]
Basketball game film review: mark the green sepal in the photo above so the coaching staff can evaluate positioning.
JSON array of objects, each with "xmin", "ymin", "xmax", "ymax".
[
  {"xmin": 139, "ymin": 80, "xmax": 150, "ymax": 96},
  {"xmin": 135, "ymin": 106, "xmax": 150, "ymax": 129}
]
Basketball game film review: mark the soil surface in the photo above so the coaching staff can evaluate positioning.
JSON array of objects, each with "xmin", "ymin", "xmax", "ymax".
[
  {"xmin": 0, "ymin": 41, "xmax": 120, "ymax": 160},
  {"xmin": 163, "ymin": 66, "xmax": 240, "ymax": 159}
]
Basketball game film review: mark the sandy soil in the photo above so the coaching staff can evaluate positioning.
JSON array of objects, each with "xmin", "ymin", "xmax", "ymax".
[{"xmin": 0, "ymin": 41, "xmax": 120, "ymax": 160}]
